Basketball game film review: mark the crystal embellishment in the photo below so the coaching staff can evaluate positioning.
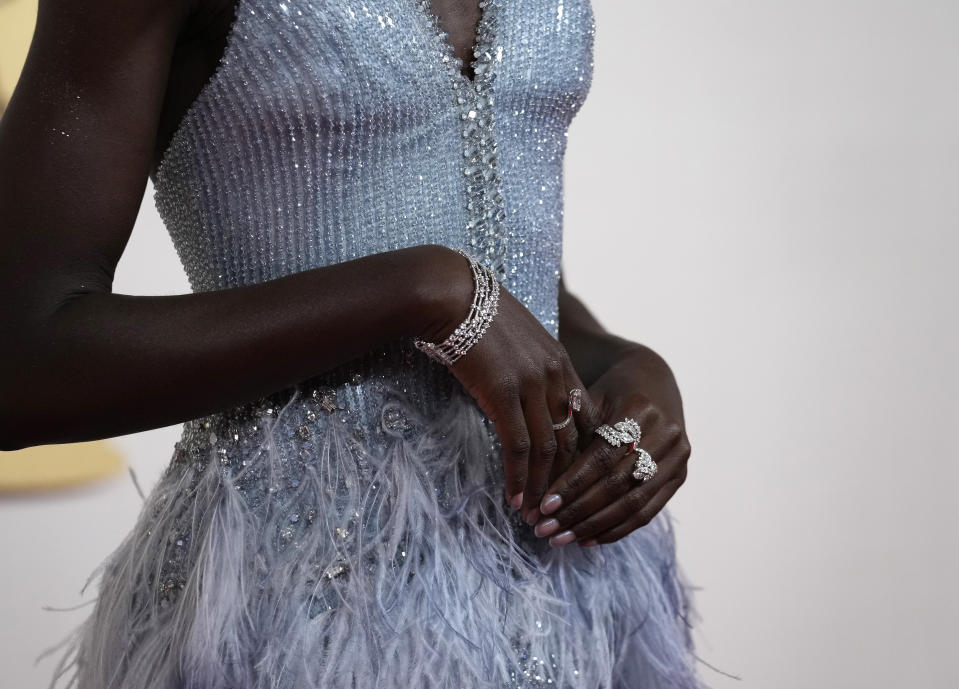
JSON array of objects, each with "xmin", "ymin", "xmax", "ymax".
[
  {"xmin": 595, "ymin": 418, "xmax": 641, "ymax": 448},
  {"xmin": 631, "ymin": 448, "xmax": 658, "ymax": 482},
  {"xmin": 613, "ymin": 418, "xmax": 642, "ymax": 444},
  {"xmin": 595, "ymin": 418, "xmax": 658, "ymax": 481},
  {"xmin": 419, "ymin": 0, "xmax": 509, "ymax": 282}
]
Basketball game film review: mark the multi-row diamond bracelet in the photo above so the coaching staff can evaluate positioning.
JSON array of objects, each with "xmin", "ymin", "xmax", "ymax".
[{"xmin": 413, "ymin": 248, "xmax": 500, "ymax": 367}]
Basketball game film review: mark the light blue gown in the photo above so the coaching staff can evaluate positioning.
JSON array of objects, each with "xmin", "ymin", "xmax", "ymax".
[{"xmin": 49, "ymin": 1, "xmax": 703, "ymax": 687}]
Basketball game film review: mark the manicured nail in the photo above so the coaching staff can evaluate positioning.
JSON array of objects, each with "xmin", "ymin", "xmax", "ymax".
[
  {"xmin": 549, "ymin": 530, "xmax": 576, "ymax": 547},
  {"xmin": 534, "ymin": 518, "xmax": 560, "ymax": 538},
  {"xmin": 509, "ymin": 492, "xmax": 524, "ymax": 510},
  {"xmin": 579, "ymin": 539, "xmax": 598, "ymax": 547},
  {"xmin": 525, "ymin": 507, "xmax": 540, "ymax": 526},
  {"xmin": 540, "ymin": 494, "xmax": 562, "ymax": 515}
]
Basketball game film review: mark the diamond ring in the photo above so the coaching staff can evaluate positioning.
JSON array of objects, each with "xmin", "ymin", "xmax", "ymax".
[
  {"xmin": 630, "ymin": 447, "xmax": 657, "ymax": 481},
  {"xmin": 594, "ymin": 417, "xmax": 642, "ymax": 447},
  {"xmin": 594, "ymin": 417, "xmax": 658, "ymax": 482},
  {"xmin": 551, "ymin": 388, "xmax": 582, "ymax": 431}
]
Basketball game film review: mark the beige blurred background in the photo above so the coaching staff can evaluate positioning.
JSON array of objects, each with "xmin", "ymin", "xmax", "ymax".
[
  {"xmin": 2, "ymin": 1, "xmax": 958, "ymax": 687},
  {"xmin": 0, "ymin": 0, "xmax": 34, "ymax": 108},
  {"xmin": 0, "ymin": 0, "xmax": 127, "ymax": 492}
]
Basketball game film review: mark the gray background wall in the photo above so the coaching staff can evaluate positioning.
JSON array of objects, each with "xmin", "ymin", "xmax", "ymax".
[{"xmin": 2, "ymin": 1, "xmax": 957, "ymax": 687}]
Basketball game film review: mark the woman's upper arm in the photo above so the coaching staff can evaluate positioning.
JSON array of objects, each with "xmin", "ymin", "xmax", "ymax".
[{"xmin": 0, "ymin": 0, "xmax": 189, "ymax": 319}]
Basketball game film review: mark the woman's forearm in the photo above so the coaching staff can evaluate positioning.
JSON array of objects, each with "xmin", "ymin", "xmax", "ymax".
[
  {"xmin": 557, "ymin": 277, "xmax": 638, "ymax": 386},
  {"xmin": 0, "ymin": 244, "xmax": 470, "ymax": 451},
  {"xmin": 0, "ymin": 2, "xmax": 479, "ymax": 449},
  {"xmin": 557, "ymin": 277, "xmax": 677, "ymax": 390}
]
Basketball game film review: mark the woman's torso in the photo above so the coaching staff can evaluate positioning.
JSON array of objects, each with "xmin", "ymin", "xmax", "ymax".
[{"xmin": 153, "ymin": 0, "xmax": 594, "ymax": 431}]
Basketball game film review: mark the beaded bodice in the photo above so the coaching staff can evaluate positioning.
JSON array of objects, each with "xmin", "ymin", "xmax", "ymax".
[{"xmin": 154, "ymin": 0, "xmax": 595, "ymax": 428}]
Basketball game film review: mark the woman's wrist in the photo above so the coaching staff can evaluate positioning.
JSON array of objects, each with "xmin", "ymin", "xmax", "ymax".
[
  {"xmin": 600, "ymin": 343, "xmax": 685, "ymax": 425},
  {"xmin": 412, "ymin": 250, "xmax": 500, "ymax": 366},
  {"xmin": 560, "ymin": 323, "xmax": 678, "ymax": 397},
  {"xmin": 406, "ymin": 244, "xmax": 477, "ymax": 343},
  {"xmin": 560, "ymin": 326, "xmax": 636, "ymax": 387}
]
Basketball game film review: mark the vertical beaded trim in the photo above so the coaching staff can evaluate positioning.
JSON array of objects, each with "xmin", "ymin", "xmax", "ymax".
[{"xmin": 417, "ymin": 0, "xmax": 509, "ymax": 283}]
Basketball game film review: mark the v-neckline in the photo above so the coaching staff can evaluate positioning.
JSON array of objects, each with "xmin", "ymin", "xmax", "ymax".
[
  {"xmin": 416, "ymin": 0, "xmax": 493, "ymax": 88},
  {"xmin": 414, "ymin": 0, "xmax": 510, "ymax": 281}
]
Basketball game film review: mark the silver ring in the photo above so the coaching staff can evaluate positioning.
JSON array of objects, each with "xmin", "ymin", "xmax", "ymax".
[
  {"xmin": 594, "ymin": 417, "xmax": 657, "ymax": 481},
  {"xmin": 630, "ymin": 447, "xmax": 657, "ymax": 482},
  {"xmin": 551, "ymin": 388, "xmax": 583, "ymax": 431},
  {"xmin": 594, "ymin": 417, "xmax": 642, "ymax": 447}
]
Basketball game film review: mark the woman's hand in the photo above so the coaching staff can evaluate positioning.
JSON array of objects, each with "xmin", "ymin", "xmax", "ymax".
[
  {"xmin": 530, "ymin": 347, "xmax": 691, "ymax": 546},
  {"xmin": 423, "ymin": 249, "xmax": 598, "ymax": 525}
]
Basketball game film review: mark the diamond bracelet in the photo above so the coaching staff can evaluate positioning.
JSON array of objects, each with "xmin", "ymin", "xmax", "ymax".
[{"xmin": 413, "ymin": 248, "xmax": 500, "ymax": 367}]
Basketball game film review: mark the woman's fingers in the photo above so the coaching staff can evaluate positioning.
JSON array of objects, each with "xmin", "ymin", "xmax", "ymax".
[
  {"xmin": 519, "ymin": 393, "xmax": 558, "ymax": 525},
  {"xmin": 536, "ymin": 403, "xmax": 656, "ymax": 517},
  {"xmin": 534, "ymin": 420, "xmax": 691, "ymax": 546},
  {"xmin": 533, "ymin": 366, "xmax": 589, "ymax": 518},
  {"xmin": 580, "ymin": 467, "xmax": 687, "ymax": 546},
  {"xmin": 542, "ymin": 442, "xmax": 685, "ymax": 544},
  {"xmin": 535, "ymin": 434, "xmax": 628, "ymax": 522},
  {"xmin": 570, "ymin": 383, "xmax": 604, "ymax": 452},
  {"xmin": 491, "ymin": 385, "xmax": 531, "ymax": 508},
  {"xmin": 547, "ymin": 393, "xmax": 581, "ymax": 488}
]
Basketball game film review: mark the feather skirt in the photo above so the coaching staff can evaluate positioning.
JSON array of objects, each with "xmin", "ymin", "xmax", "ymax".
[{"xmin": 43, "ymin": 374, "xmax": 704, "ymax": 689}]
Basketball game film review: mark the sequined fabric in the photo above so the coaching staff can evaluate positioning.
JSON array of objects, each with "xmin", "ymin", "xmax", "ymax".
[
  {"xmin": 47, "ymin": 3, "xmax": 704, "ymax": 688},
  {"xmin": 153, "ymin": 0, "xmax": 596, "ymax": 434},
  {"xmin": 154, "ymin": 0, "xmax": 594, "ymax": 324}
]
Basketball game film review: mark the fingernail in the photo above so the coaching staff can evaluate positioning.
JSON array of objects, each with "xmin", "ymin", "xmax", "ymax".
[
  {"xmin": 525, "ymin": 508, "xmax": 540, "ymax": 526},
  {"xmin": 509, "ymin": 492, "xmax": 524, "ymax": 510},
  {"xmin": 534, "ymin": 518, "xmax": 560, "ymax": 538},
  {"xmin": 549, "ymin": 530, "xmax": 576, "ymax": 547},
  {"xmin": 579, "ymin": 539, "xmax": 598, "ymax": 547},
  {"xmin": 540, "ymin": 494, "xmax": 562, "ymax": 515}
]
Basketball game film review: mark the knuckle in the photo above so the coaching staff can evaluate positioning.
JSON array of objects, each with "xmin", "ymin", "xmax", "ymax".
[
  {"xmin": 603, "ymin": 470, "xmax": 629, "ymax": 494},
  {"xmin": 662, "ymin": 421, "xmax": 684, "ymax": 444},
  {"xmin": 497, "ymin": 375, "xmax": 520, "ymax": 401},
  {"xmin": 543, "ymin": 355, "xmax": 564, "ymax": 378},
  {"xmin": 521, "ymin": 358, "xmax": 544, "ymax": 386},
  {"xmin": 508, "ymin": 436, "xmax": 532, "ymax": 458},
  {"xmin": 641, "ymin": 404, "xmax": 662, "ymax": 425},
  {"xmin": 625, "ymin": 489, "xmax": 647, "ymax": 512},
  {"xmin": 594, "ymin": 444, "xmax": 619, "ymax": 471},
  {"xmin": 538, "ymin": 437, "xmax": 559, "ymax": 460}
]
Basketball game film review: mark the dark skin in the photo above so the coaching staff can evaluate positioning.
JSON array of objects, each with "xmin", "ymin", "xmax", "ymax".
[{"xmin": 0, "ymin": 0, "xmax": 689, "ymax": 550}]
